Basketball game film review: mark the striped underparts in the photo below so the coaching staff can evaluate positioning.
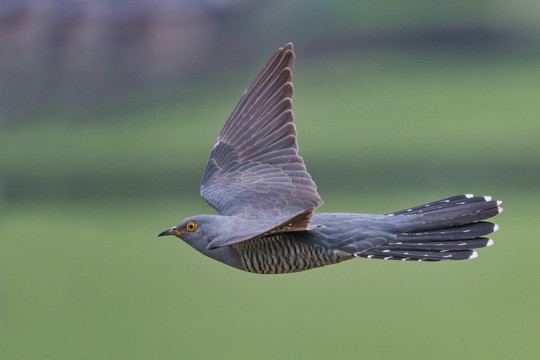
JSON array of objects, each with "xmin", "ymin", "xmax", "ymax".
[{"xmin": 231, "ymin": 233, "xmax": 348, "ymax": 274}]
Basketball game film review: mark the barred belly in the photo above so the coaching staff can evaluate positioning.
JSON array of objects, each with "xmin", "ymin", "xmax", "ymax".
[{"xmin": 232, "ymin": 234, "xmax": 348, "ymax": 274}]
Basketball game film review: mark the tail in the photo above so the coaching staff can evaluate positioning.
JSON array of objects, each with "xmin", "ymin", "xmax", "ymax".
[{"xmin": 358, "ymin": 194, "xmax": 502, "ymax": 261}]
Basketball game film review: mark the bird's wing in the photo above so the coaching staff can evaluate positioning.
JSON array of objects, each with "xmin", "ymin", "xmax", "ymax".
[
  {"xmin": 200, "ymin": 43, "xmax": 323, "ymax": 243},
  {"xmin": 206, "ymin": 208, "xmax": 316, "ymax": 249}
]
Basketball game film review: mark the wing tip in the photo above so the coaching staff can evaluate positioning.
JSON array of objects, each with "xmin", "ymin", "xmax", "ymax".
[{"xmin": 279, "ymin": 43, "xmax": 295, "ymax": 70}]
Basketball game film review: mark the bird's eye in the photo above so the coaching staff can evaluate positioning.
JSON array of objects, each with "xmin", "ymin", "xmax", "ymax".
[{"xmin": 186, "ymin": 221, "xmax": 197, "ymax": 232}]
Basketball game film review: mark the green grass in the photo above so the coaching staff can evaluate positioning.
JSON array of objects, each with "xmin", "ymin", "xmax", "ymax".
[
  {"xmin": 0, "ymin": 191, "xmax": 537, "ymax": 359},
  {"xmin": 1, "ymin": 51, "xmax": 539, "ymax": 359}
]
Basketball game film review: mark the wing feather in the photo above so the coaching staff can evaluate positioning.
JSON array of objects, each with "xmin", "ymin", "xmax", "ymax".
[{"xmin": 199, "ymin": 44, "xmax": 322, "ymax": 247}]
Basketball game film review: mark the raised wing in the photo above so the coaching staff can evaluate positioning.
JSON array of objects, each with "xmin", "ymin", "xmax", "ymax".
[{"xmin": 200, "ymin": 43, "xmax": 322, "ymax": 241}]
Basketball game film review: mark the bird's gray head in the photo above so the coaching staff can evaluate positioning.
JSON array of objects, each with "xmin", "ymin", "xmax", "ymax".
[
  {"xmin": 158, "ymin": 214, "xmax": 243, "ymax": 269},
  {"xmin": 158, "ymin": 215, "xmax": 231, "ymax": 250}
]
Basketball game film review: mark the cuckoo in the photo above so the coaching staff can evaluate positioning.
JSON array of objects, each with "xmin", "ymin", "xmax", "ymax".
[{"xmin": 159, "ymin": 43, "xmax": 502, "ymax": 274}]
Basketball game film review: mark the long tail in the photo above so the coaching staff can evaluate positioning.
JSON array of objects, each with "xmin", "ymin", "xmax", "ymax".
[{"xmin": 358, "ymin": 194, "xmax": 502, "ymax": 261}]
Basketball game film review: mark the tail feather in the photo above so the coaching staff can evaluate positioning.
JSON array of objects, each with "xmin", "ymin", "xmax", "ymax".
[
  {"xmin": 381, "ymin": 237, "xmax": 493, "ymax": 251},
  {"xmin": 389, "ymin": 195, "xmax": 502, "ymax": 232},
  {"xmin": 395, "ymin": 221, "xmax": 496, "ymax": 241},
  {"xmin": 360, "ymin": 249, "xmax": 477, "ymax": 261},
  {"xmin": 387, "ymin": 194, "xmax": 492, "ymax": 216},
  {"xmin": 359, "ymin": 194, "xmax": 502, "ymax": 262}
]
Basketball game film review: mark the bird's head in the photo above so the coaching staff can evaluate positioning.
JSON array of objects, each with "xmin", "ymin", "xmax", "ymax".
[
  {"xmin": 158, "ymin": 214, "xmax": 243, "ymax": 269},
  {"xmin": 158, "ymin": 215, "xmax": 230, "ymax": 248}
]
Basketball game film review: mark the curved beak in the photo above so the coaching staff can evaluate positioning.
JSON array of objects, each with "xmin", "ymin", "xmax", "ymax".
[{"xmin": 158, "ymin": 227, "xmax": 183, "ymax": 237}]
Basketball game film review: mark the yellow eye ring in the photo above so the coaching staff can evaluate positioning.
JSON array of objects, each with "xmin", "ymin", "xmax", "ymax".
[{"xmin": 186, "ymin": 221, "xmax": 197, "ymax": 232}]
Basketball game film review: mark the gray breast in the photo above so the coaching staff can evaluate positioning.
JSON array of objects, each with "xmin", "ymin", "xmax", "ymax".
[{"xmin": 232, "ymin": 233, "xmax": 348, "ymax": 274}]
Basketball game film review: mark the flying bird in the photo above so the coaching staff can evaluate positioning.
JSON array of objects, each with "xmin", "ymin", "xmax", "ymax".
[{"xmin": 159, "ymin": 43, "xmax": 502, "ymax": 274}]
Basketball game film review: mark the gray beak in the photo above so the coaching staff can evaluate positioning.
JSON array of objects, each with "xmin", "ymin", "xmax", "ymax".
[{"xmin": 158, "ymin": 227, "xmax": 182, "ymax": 237}]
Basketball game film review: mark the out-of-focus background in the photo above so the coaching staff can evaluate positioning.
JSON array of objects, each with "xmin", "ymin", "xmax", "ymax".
[{"xmin": 1, "ymin": 0, "xmax": 539, "ymax": 359}]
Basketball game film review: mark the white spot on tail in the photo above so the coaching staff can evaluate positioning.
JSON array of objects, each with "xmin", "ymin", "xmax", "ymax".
[
  {"xmin": 483, "ymin": 196, "xmax": 492, "ymax": 201},
  {"xmin": 493, "ymin": 224, "xmax": 499, "ymax": 232},
  {"xmin": 487, "ymin": 239, "xmax": 494, "ymax": 247},
  {"xmin": 367, "ymin": 255, "xmax": 374, "ymax": 259},
  {"xmin": 497, "ymin": 200, "xmax": 503, "ymax": 205},
  {"xmin": 465, "ymin": 194, "xmax": 474, "ymax": 198},
  {"xmin": 387, "ymin": 213, "xmax": 394, "ymax": 217},
  {"xmin": 384, "ymin": 256, "xmax": 392, "ymax": 260},
  {"xmin": 382, "ymin": 250, "xmax": 390, "ymax": 253},
  {"xmin": 469, "ymin": 251, "xmax": 479, "ymax": 259}
]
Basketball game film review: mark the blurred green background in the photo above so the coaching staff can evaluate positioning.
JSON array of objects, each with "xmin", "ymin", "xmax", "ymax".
[{"xmin": 1, "ymin": 1, "xmax": 540, "ymax": 359}]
